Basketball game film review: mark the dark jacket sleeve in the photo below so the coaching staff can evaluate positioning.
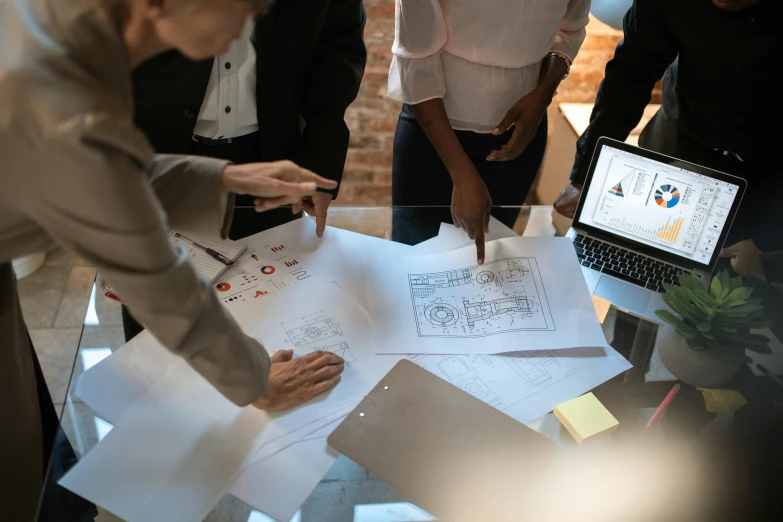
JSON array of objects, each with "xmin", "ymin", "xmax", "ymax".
[
  {"xmin": 570, "ymin": 0, "xmax": 679, "ymax": 183},
  {"xmin": 297, "ymin": 0, "xmax": 367, "ymax": 197}
]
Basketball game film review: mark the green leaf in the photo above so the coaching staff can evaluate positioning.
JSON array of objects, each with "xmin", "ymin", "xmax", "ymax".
[
  {"xmin": 679, "ymin": 274, "xmax": 705, "ymax": 293},
  {"xmin": 676, "ymin": 322, "xmax": 699, "ymax": 339},
  {"xmin": 710, "ymin": 276, "xmax": 723, "ymax": 299},
  {"xmin": 719, "ymin": 271, "xmax": 731, "ymax": 290},
  {"xmin": 723, "ymin": 303, "xmax": 764, "ymax": 315},
  {"xmin": 749, "ymin": 318, "xmax": 773, "ymax": 329},
  {"xmin": 697, "ymin": 321, "xmax": 713, "ymax": 333},
  {"xmin": 723, "ymin": 299, "xmax": 748, "ymax": 309},
  {"xmin": 725, "ymin": 287, "xmax": 749, "ymax": 304},
  {"xmin": 663, "ymin": 294, "xmax": 705, "ymax": 323},
  {"xmin": 746, "ymin": 344, "xmax": 773, "ymax": 355},
  {"xmin": 728, "ymin": 275, "xmax": 744, "ymax": 291},
  {"xmin": 655, "ymin": 309, "xmax": 682, "ymax": 326},
  {"xmin": 720, "ymin": 326, "xmax": 738, "ymax": 333}
]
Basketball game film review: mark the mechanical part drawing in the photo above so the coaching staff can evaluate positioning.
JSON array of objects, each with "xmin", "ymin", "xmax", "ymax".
[
  {"xmin": 282, "ymin": 312, "xmax": 340, "ymax": 347},
  {"xmin": 408, "ymin": 257, "xmax": 554, "ymax": 338},
  {"xmin": 410, "ymin": 350, "xmax": 597, "ymax": 417},
  {"xmin": 324, "ymin": 342, "xmax": 357, "ymax": 363}
]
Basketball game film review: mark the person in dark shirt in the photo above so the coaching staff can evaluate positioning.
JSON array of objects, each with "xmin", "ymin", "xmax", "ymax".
[{"xmin": 555, "ymin": 0, "xmax": 782, "ymax": 253}]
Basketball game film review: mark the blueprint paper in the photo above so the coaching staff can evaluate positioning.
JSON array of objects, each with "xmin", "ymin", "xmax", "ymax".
[
  {"xmin": 220, "ymin": 217, "xmax": 410, "ymax": 312},
  {"xmin": 72, "ymin": 330, "xmax": 177, "ymax": 424},
  {"xmin": 410, "ymin": 347, "xmax": 631, "ymax": 425},
  {"xmin": 230, "ymin": 410, "xmax": 351, "ymax": 522},
  {"xmin": 61, "ymin": 362, "xmax": 272, "ymax": 522},
  {"xmin": 367, "ymin": 237, "xmax": 607, "ymax": 354},
  {"xmin": 437, "ymin": 216, "xmax": 518, "ymax": 244}
]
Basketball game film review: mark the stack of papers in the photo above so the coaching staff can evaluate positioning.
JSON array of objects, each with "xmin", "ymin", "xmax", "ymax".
[{"xmin": 62, "ymin": 216, "xmax": 631, "ymax": 521}]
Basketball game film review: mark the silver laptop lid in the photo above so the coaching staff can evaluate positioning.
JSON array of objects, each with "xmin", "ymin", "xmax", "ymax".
[{"xmin": 573, "ymin": 138, "xmax": 747, "ymax": 271}]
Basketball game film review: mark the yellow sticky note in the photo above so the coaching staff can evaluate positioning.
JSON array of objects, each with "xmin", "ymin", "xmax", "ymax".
[
  {"xmin": 696, "ymin": 388, "xmax": 747, "ymax": 414},
  {"xmin": 591, "ymin": 295, "xmax": 611, "ymax": 325},
  {"xmin": 554, "ymin": 392, "xmax": 619, "ymax": 444}
]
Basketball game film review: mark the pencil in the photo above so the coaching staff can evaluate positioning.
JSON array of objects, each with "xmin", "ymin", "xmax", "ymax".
[{"xmin": 645, "ymin": 382, "xmax": 681, "ymax": 431}]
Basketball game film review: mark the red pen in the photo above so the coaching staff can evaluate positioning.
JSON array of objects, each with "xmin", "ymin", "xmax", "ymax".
[{"xmin": 645, "ymin": 382, "xmax": 681, "ymax": 431}]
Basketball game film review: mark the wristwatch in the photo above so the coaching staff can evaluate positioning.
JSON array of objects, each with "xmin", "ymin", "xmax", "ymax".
[{"xmin": 547, "ymin": 51, "xmax": 572, "ymax": 80}]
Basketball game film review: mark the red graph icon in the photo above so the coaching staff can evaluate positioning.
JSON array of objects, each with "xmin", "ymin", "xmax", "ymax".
[
  {"xmin": 260, "ymin": 265, "xmax": 276, "ymax": 275},
  {"xmin": 254, "ymin": 291, "xmax": 269, "ymax": 298},
  {"xmin": 284, "ymin": 259, "xmax": 299, "ymax": 267},
  {"xmin": 216, "ymin": 282, "xmax": 231, "ymax": 292},
  {"xmin": 251, "ymin": 254, "xmax": 259, "ymax": 261},
  {"xmin": 271, "ymin": 245, "xmax": 285, "ymax": 253}
]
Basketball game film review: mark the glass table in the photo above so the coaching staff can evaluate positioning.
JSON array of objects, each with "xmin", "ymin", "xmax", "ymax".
[{"xmin": 39, "ymin": 206, "xmax": 783, "ymax": 522}]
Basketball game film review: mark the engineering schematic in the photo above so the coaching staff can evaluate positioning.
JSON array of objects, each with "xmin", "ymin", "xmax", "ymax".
[{"xmin": 408, "ymin": 257, "xmax": 555, "ymax": 337}]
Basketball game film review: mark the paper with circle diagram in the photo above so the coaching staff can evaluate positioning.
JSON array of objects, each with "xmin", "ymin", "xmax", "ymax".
[{"xmin": 367, "ymin": 237, "xmax": 607, "ymax": 354}]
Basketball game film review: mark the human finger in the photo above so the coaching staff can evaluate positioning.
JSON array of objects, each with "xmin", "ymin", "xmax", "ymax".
[
  {"xmin": 475, "ymin": 224, "xmax": 486, "ymax": 265},
  {"xmin": 487, "ymin": 126, "xmax": 524, "ymax": 162},
  {"xmin": 291, "ymin": 200, "xmax": 303, "ymax": 215},
  {"xmin": 281, "ymin": 169, "xmax": 339, "ymax": 191},
  {"xmin": 310, "ymin": 362, "xmax": 345, "ymax": 384},
  {"xmin": 316, "ymin": 214, "xmax": 327, "ymax": 238},
  {"xmin": 492, "ymin": 108, "xmax": 518, "ymax": 136},
  {"xmin": 719, "ymin": 244, "xmax": 739, "ymax": 258},
  {"xmin": 306, "ymin": 351, "xmax": 344, "ymax": 371},
  {"xmin": 254, "ymin": 195, "xmax": 300, "ymax": 212},
  {"xmin": 270, "ymin": 349, "xmax": 294, "ymax": 364},
  {"xmin": 308, "ymin": 375, "xmax": 342, "ymax": 398}
]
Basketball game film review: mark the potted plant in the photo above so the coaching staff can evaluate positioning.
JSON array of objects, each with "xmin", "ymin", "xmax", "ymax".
[{"xmin": 655, "ymin": 270, "xmax": 772, "ymax": 388}]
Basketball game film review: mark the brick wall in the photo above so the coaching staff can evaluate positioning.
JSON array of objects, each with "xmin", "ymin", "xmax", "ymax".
[{"xmin": 336, "ymin": 2, "xmax": 627, "ymax": 206}]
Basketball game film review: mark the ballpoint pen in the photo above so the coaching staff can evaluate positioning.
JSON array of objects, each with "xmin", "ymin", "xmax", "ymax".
[{"xmin": 174, "ymin": 232, "xmax": 235, "ymax": 266}]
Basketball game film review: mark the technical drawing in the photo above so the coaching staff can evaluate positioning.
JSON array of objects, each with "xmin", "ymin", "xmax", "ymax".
[
  {"xmin": 424, "ymin": 303, "xmax": 460, "ymax": 328},
  {"xmin": 408, "ymin": 257, "xmax": 554, "ymax": 338},
  {"xmin": 476, "ymin": 271, "xmax": 495, "ymax": 284},
  {"xmin": 437, "ymin": 356, "xmax": 471, "ymax": 381},
  {"xmin": 463, "ymin": 296, "xmax": 531, "ymax": 327},
  {"xmin": 282, "ymin": 312, "xmax": 340, "ymax": 347},
  {"xmin": 454, "ymin": 374, "xmax": 501, "ymax": 408},
  {"xmin": 324, "ymin": 342, "xmax": 356, "ymax": 363}
]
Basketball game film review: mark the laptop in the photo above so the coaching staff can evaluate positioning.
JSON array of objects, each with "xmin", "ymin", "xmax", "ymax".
[{"xmin": 567, "ymin": 137, "xmax": 747, "ymax": 323}]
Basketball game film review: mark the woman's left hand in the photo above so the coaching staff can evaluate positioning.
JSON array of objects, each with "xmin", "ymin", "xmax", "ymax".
[{"xmin": 487, "ymin": 87, "xmax": 551, "ymax": 162}]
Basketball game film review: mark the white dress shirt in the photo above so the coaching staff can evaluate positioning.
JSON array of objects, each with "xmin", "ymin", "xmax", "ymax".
[
  {"xmin": 388, "ymin": 0, "xmax": 590, "ymax": 133},
  {"xmin": 194, "ymin": 19, "xmax": 259, "ymax": 140}
]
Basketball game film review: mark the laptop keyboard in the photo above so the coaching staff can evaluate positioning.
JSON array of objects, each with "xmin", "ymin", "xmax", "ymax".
[{"xmin": 572, "ymin": 234, "xmax": 692, "ymax": 293}]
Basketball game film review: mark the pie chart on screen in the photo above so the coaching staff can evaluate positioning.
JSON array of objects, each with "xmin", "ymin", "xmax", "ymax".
[
  {"xmin": 216, "ymin": 282, "xmax": 231, "ymax": 292},
  {"xmin": 655, "ymin": 185, "xmax": 681, "ymax": 208}
]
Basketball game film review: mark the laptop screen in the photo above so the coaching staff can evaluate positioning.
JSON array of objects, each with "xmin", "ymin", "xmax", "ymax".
[{"xmin": 577, "ymin": 144, "xmax": 741, "ymax": 266}]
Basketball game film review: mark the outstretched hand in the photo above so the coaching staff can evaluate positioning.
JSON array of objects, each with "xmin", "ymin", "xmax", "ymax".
[
  {"xmin": 221, "ymin": 160, "xmax": 338, "ymax": 213},
  {"xmin": 451, "ymin": 169, "xmax": 492, "ymax": 265},
  {"xmin": 253, "ymin": 349, "xmax": 344, "ymax": 412},
  {"xmin": 292, "ymin": 192, "xmax": 334, "ymax": 238}
]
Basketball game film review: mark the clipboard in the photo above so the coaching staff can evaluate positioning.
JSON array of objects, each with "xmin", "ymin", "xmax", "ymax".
[{"xmin": 327, "ymin": 360, "xmax": 557, "ymax": 521}]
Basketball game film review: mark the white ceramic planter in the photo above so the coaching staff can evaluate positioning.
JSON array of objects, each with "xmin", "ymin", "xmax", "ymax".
[
  {"xmin": 658, "ymin": 335, "xmax": 744, "ymax": 388},
  {"xmin": 12, "ymin": 252, "xmax": 46, "ymax": 280}
]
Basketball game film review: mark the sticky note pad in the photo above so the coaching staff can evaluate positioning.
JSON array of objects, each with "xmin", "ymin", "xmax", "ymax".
[
  {"xmin": 591, "ymin": 295, "xmax": 611, "ymax": 325},
  {"xmin": 554, "ymin": 392, "xmax": 619, "ymax": 444},
  {"xmin": 696, "ymin": 388, "xmax": 747, "ymax": 414}
]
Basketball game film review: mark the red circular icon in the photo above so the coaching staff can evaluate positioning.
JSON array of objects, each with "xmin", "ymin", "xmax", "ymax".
[
  {"xmin": 260, "ymin": 265, "xmax": 276, "ymax": 275},
  {"xmin": 216, "ymin": 282, "xmax": 231, "ymax": 292}
]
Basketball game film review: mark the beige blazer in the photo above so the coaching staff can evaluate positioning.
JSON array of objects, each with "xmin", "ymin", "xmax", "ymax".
[{"xmin": 0, "ymin": 0, "xmax": 270, "ymax": 518}]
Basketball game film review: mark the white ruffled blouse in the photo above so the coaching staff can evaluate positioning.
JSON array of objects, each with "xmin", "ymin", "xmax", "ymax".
[{"xmin": 388, "ymin": 0, "xmax": 590, "ymax": 133}]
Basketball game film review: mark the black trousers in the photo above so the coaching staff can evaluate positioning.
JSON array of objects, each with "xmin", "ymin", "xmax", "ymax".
[
  {"xmin": 392, "ymin": 104, "xmax": 548, "ymax": 231},
  {"xmin": 122, "ymin": 132, "xmax": 301, "ymax": 342}
]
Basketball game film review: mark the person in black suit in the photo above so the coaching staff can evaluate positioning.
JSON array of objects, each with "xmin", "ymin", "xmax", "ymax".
[{"xmin": 124, "ymin": 0, "xmax": 366, "ymax": 341}]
